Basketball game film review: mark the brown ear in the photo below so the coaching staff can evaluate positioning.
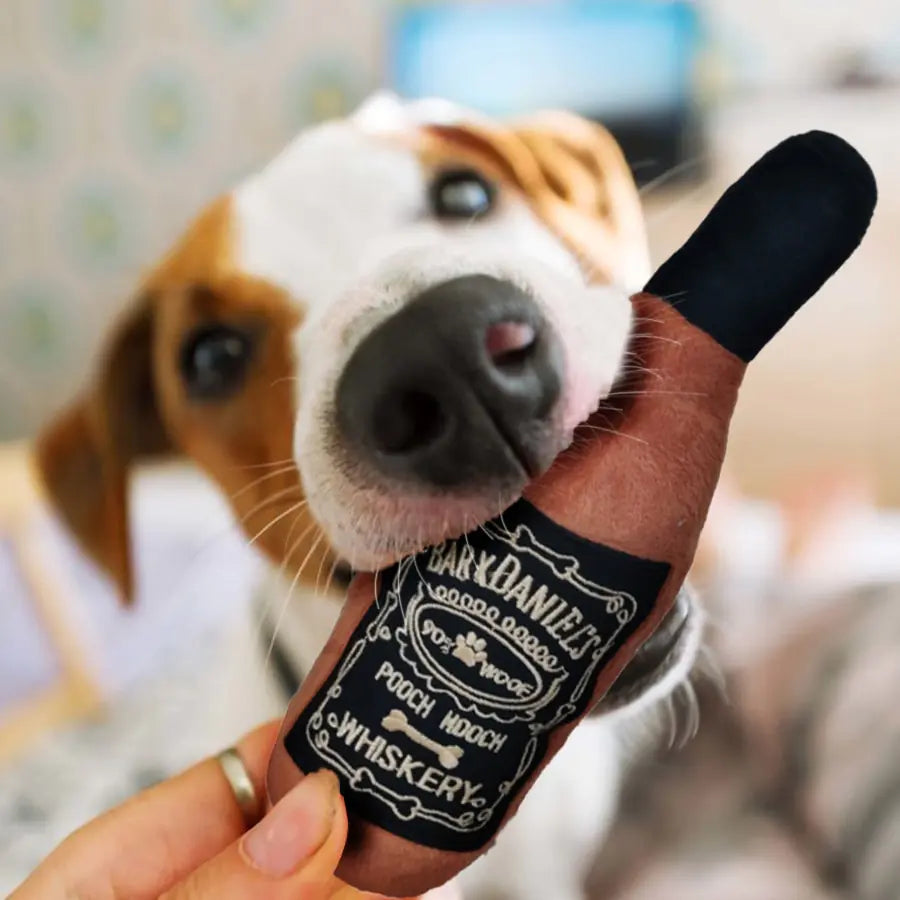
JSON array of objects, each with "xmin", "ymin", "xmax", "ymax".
[{"xmin": 35, "ymin": 297, "xmax": 173, "ymax": 604}]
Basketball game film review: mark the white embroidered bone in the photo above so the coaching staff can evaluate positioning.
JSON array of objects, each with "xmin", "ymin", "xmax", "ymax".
[{"xmin": 381, "ymin": 708, "xmax": 465, "ymax": 770}]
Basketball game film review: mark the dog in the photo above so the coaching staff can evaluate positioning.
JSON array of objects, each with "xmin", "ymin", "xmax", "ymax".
[{"xmin": 35, "ymin": 93, "xmax": 704, "ymax": 900}]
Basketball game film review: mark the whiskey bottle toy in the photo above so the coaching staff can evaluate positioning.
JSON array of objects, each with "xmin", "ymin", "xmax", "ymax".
[{"xmin": 267, "ymin": 131, "xmax": 877, "ymax": 896}]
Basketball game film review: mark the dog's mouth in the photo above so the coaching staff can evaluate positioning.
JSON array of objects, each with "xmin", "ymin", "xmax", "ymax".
[{"xmin": 316, "ymin": 481, "xmax": 535, "ymax": 574}]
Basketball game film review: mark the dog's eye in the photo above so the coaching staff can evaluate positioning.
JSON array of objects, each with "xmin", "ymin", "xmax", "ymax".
[
  {"xmin": 180, "ymin": 324, "xmax": 254, "ymax": 401},
  {"xmin": 429, "ymin": 168, "xmax": 495, "ymax": 220}
]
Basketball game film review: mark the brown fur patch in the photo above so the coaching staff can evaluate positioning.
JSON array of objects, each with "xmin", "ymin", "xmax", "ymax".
[
  {"xmin": 36, "ymin": 194, "xmax": 336, "ymax": 602},
  {"xmin": 152, "ymin": 274, "xmax": 334, "ymax": 586},
  {"xmin": 415, "ymin": 114, "xmax": 648, "ymax": 287}
]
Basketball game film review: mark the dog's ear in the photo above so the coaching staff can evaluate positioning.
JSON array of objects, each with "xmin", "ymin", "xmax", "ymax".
[{"xmin": 35, "ymin": 296, "xmax": 173, "ymax": 604}]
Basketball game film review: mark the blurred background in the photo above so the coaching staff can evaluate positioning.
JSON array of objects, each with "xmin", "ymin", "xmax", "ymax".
[{"xmin": 2, "ymin": 1, "xmax": 900, "ymax": 897}]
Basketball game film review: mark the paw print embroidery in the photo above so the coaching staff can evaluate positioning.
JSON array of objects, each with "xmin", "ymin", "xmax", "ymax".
[{"xmin": 453, "ymin": 631, "xmax": 488, "ymax": 668}]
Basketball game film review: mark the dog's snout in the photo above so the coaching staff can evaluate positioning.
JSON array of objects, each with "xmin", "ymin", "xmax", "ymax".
[{"xmin": 336, "ymin": 275, "xmax": 563, "ymax": 488}]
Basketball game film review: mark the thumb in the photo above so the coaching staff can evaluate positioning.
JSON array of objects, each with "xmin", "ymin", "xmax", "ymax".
[{"xmin": 162, "ymin": 769, "xmax": 348, "ymax": 900}]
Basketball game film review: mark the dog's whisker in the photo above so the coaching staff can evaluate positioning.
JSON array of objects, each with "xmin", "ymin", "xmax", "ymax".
[
  {"xmin": 319, "ymin": 555, "xmax": 344, "ymax": 600},
  {"xmin": 618, "ymin": 360, "xmax": 662, "ymax": 372},
  {"xmin": 497, "ymin": 505, "xmax": 513, "ymax": 542},
  {"xmin": 664, "ymin": 694, "xmax": 678, "ymax": 750},
  {"xmin": 280, "ymin": 517, "xmax": 319, "ymax": 578},
  {"xmin": 461, "ymin": 519, "xmax": 474, "ymax": 571},
  {"xmin": 280, "ymin": 497, "xmax": 315, "ymax": 553},
  {"xmin": 227, "ymin": 456, "xmax": 298, "ymax": 472},
  {"xmin": 609, "ymin": 388, "xmax": 708, "ymax": 399},
  {"xmin": 312, "ymin": 538, "xmax": 335, "ymax": 599},
  {"xmin": 659, "ymin": 292, "xmax": 693, "ymax": 308},
  {"xmin": 629, "ymin": 157, "xmax": 660, "ymax": 172},
  {"xmin": 239, "ymin": 489, "xmax": 307, "ymax": 530},
  {"xmin": 406, "ymin": 560, "xmax": 422, "ymax": 617},
  {"xmin": 250, "ymin": 517, "xmax": 319, "ymax": 651},
  {"xmin": 628, "ymin": 331, "xmax": 685, "ymax": 347},
  {"xmin": 230, "ymin": 465, "xmax": 301, "ymax": 502},
  {"xmin": 269, "ymin": 375, "xmax": 300, "ymax": 388},
  {"xmin": 644, "ymin": 178, "xmax": 714, "ymax": 227},
  {"xmin": 617, "ymin": 365, "xmax": 664, "ymax": 382},
  {"xmin": 674, "ymin": 680, "xmax": 701, "ymax": 749},
  {"xmin": 264, "ymin": 530, "xmax": 326, "ymax": 671},
  {"xmin": 258, "ymin": 515, "xmax": 318, "ymax": 629},
  {"xmin": 246, "ymin": 500, "xmax": 309, "ymax": 550},
  {"xmin": 137, "ymin": 490, "xmax": 303, "ymax": 612},
  {"xmin": 630, "ymin": 315, "xmax": 667, "ymax": 325},
  {"xmin": 638, "ymin": 156, "xmax": 705, "ymax": 198},
  {"xmin": 406, "ymin": 523, "xmax": 431, "ymax": 618},
  {"xmin": 579, "ymin": 424, "xmax": 649, "ymax": 446}
]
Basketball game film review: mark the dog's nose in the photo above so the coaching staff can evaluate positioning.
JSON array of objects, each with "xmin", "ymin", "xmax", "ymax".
[{"xmin": 336, "ymin": 275, "xmax": 563, "ymax": 488}]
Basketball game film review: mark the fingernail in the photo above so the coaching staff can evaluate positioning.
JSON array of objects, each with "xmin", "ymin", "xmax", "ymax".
[{"xmin": 241, "ymin": 770, "xmax": 338, "ymax": 877}]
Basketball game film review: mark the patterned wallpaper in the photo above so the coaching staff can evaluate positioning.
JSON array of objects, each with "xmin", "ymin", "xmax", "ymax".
[{"xmin": 0, "ymin": 0, "xmax": 384, "ymax": 439}]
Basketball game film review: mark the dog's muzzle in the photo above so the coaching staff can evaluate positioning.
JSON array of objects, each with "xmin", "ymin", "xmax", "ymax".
[{"xmin": 336, "ymin": 274, "xmax": 564, "ymax": 490}]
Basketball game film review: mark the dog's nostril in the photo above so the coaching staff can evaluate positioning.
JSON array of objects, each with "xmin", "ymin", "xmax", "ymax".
[
  {"xmin": 371, "ymin": 389, "xmax": 446, "ymax": 455},
  {"xmin": 485, "ymin": 321, "xmax": 537, "ymax": 369}
]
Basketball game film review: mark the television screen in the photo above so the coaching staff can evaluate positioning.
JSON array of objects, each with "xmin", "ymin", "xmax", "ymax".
[{"xmin": 390, "ymin": 2, "xmax": 705, "ymax": 185}]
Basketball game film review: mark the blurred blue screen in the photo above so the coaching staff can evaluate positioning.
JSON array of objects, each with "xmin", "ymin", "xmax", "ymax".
[{"xmin": 391, "ymin": 1, "xmax": 701, "ymax": 120}]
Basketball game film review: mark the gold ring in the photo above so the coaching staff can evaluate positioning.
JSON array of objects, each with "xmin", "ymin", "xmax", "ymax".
[{"xmin": 217, "ymin": 747, "xmax": 261, "ymax": 826}]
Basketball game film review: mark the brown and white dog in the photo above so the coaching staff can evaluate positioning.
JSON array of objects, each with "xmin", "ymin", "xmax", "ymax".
[{"xmin": 36, "ymin": 93, "xmax": 703, "ymax": 900}]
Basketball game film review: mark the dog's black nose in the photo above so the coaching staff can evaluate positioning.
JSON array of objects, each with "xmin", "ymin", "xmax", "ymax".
[{"xmin": 336, "ymin": 275, "xmax": 563, "ymax": 488}]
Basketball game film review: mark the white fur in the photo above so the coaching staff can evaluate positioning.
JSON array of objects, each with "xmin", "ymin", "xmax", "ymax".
[{"xmin": 233, "ymin": 95, "xmax": 632, "ymax": 570}]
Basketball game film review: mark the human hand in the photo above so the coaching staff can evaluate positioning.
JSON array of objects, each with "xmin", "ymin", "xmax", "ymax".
[{"xmin": 11, "ymin": 721, "xmax": 455, "ymax": 900}]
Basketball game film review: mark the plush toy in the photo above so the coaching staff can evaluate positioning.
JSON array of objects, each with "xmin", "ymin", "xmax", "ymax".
[{"xmin": 267, "ymin": 131, "xmax": 877, "ymax": 896}]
